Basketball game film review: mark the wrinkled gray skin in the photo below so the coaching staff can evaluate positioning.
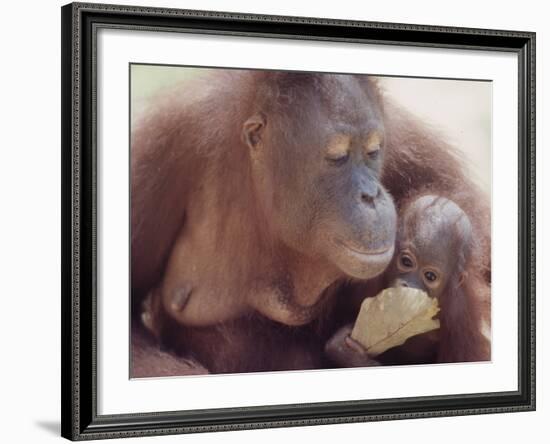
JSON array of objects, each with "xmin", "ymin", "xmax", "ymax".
[{"xmin": 325, "ymin": 195, "xmax": 472, "ymax": 367}]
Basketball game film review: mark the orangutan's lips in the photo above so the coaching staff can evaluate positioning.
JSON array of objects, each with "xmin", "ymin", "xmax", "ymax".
[{"xmin": 336, "ymin": 240, "xmax": 392, "ymax": 257}]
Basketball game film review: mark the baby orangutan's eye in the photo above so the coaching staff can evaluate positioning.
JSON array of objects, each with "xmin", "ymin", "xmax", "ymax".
[
  {"xmin": 398, "ymin": 253, "xmax": 416, "ymax": 271},
  {"xmin": 424, "ymin": 270, "xmax": 438, "ymax": 283},
  {"xmin": 401, "ymin": 256, "xmax": 413, "ymax": 268},
  {"xmin": 424, "ymin": 271, "xmax": 437, "ymax": 282}
]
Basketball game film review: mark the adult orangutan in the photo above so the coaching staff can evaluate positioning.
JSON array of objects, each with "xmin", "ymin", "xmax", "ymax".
[{"xmin": 130, "ymin": 69, "xmax": 490, "ymax": 376}]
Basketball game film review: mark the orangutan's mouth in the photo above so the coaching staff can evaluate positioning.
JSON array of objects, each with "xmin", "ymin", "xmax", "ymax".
[{"xmin": 336, "ymin": 239, "xmax": 393, "ymax": 257}]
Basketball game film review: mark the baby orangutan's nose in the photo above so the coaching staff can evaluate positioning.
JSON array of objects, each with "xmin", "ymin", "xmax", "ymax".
[
  {"xmin": 390, "ymin": 276, "xmax": 426, "ymax": 293},
  {"xmin": 393, "ymin": 278, "xmax": 409, "ymax": 288}
]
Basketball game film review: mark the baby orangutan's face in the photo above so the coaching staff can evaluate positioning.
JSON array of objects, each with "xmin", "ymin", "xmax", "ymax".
[
  {"xmin": 391, "ymin": 245, "xmax": 451, "ymax": 299},
  {"xmin": 389, "ymin": 195, "xmax": 472, "ymax": 299}
]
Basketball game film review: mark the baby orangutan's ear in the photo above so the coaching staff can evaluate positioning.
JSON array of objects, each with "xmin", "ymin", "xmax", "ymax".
[{"xmin": 242, "ymin": 113, "xmax": 267, "ymax": 152}]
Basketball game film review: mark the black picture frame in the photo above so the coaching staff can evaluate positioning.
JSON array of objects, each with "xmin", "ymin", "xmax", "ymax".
[{"xmin": 61, "ymin": 2, "xmax": 536, "ymax": 440}]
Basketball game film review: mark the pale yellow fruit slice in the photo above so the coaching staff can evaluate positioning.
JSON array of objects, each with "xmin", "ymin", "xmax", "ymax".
[{"xmin": 350, "ymin": 287, "xmax": 440, "ymax": 357}]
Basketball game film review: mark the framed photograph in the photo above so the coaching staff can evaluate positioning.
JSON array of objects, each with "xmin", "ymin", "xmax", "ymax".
[{"xmin": 61, "ymin": 2, "xmax": 536, "ymax": 440}]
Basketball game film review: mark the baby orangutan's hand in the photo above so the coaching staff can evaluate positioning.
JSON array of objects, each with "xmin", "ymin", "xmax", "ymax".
[{"xmin": 325, "ymin": 324, "xmax": 381, "ymax": 368}]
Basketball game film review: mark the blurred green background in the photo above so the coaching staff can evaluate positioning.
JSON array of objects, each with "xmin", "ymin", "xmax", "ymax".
[{"xmin": 131, "ymin": 64, "xmax": 491, "ymax": 195}]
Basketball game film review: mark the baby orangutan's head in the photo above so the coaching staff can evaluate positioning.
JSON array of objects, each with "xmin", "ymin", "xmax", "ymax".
[{"xmin": 388, "ymin": 195, "xmax": 473, "ymax": 300}]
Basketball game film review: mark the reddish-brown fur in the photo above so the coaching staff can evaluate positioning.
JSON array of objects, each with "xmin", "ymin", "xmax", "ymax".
[
  {"xmin": 407, "ymin": 193, "xmax": 490, "ymax": 364},
  {"xmin": 130, "ymin": 69, "xmax": 491, "ymax": 375},
  {"xmin": 375, "ymin": 192, "xmax": 490, "ymax": 365},
  {"xmin": 437, "ymin": 275, "xmax": 491, "ymax": 363},
  {"xmin": 381, "ymin": 105, "xmax": 491, "ymax": 282}
]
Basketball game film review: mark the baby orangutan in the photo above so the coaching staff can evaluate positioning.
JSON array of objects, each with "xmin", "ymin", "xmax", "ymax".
[{"xmin": 325, "ymin": 194, "xmax": 491, "ymax": 367}]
